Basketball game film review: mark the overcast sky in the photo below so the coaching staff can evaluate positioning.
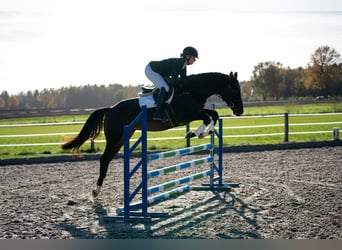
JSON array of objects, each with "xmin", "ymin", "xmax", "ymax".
[{"xmin": 1, "ymin": 0, "xmax": 342, "ymax": 94}]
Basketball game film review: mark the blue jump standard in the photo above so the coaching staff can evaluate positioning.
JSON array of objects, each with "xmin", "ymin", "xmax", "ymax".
[{"xmin": 103, "ymin": 105, "xmax": 240, "ymax": 222}]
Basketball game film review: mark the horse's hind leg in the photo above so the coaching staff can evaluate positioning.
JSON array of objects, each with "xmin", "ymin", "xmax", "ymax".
[{"xmin": 92, "ymin": 139, "xmax": 122, "ymax": 198}]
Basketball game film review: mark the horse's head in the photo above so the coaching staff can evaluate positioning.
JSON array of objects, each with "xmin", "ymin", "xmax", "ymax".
[
  {"xmin": 220, "ymin": 72, "xmax": 244, "ymax": 116},
  {"xmin": 175, "ymin": 71, "xmax": 243, "ymax": 116}
]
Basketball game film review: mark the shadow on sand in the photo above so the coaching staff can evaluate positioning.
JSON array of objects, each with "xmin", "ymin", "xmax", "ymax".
[{"xmin": 55, "ymin": 190, "xmax": 263, "ymax": 239}]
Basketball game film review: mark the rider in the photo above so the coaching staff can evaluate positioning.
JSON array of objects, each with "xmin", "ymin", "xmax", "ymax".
[{"xmin": 145, "ymin": 46, "xmax": 198, "ymax": 121}]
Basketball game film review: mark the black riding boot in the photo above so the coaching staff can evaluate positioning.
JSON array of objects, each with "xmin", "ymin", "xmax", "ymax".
[{"xmin": 153, "ymin": 87, "xmax": 167, "ymax": 121}]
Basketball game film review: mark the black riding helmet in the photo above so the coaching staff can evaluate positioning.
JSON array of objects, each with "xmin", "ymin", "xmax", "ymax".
[{"xmin": 181, "ymin": 46, "xmax": 199, "ymax": 58}]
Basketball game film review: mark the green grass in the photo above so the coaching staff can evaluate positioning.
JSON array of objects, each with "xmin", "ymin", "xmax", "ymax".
[{"xmin": 1, "ymin": 103, "xmax": 341, "ymax": 159}]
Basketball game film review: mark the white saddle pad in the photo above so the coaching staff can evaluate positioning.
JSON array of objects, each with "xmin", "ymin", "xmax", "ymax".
[
  {"xmin": 138, "ymin": 94, "xmax": 157, "ymax": 108},
  {"xmin": 138, "ymin": 89, "xmax": 174, "ymax": 108}
]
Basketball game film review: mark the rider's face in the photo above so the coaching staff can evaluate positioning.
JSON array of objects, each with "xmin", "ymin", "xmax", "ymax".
[{"xmin": 187, "ymin": 56, "xmax": 197, "ymax": 65}]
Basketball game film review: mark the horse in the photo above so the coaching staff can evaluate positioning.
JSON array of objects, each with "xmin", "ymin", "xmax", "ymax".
[{"xmin": 61, "ymin": 71, "xmax": 244, "ymax": 198}]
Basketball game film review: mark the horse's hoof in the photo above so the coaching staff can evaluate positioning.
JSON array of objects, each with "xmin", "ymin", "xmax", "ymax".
[
  {"xmin": 92, "ymin": 190, "xmax": 99, "ymax": 198},
  {"xmin": 185, "ymin": 132, "xmax": 196, "ymax": 139},
  {"xmin": 198, "ymin": 132, "xmax": 208, "ymax": 139}
]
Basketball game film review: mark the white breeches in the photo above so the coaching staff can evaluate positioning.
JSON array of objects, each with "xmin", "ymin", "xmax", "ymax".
[{"xmin": 145, "ymin": 64, "xmax": 170, "ymax": 92}]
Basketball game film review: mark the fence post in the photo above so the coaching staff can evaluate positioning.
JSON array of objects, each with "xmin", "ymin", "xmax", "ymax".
[
  {"xmin": 284, "ymin": 113, "xmax": 289, "ymax": 142},
  {"xmin": 333, "ymin": 128, "xmax": 339, "ymax": 140},
  {"xmin": 90, "ymin": 138, "xmax": 95, "ymax": 153},
  {"xmin": 186, "ymin": 124, "xmax": 190, "ymax": 147}
]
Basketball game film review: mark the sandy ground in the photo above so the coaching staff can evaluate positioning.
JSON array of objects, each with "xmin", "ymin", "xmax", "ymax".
[{"xmin": 0, "ymin": 145, "xmax": 341, "ymax": 239}]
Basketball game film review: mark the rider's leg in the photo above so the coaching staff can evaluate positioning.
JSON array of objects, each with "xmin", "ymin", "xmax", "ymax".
[
  {"xmin": 145, "ymin": 64, "xmax": 170, "ymax": 121},
  {"xmin": 145, "ymin": 64, "xmax": 170, "ymax": 92},
  {"xmin": 153, "ymin": 87, "xmax": 167, "ymax": 121}
]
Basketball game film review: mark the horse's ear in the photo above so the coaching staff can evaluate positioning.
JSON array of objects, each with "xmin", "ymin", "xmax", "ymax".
[
  {"xmin": 234, "ymin": 72, "xmax": 238, "ymax": 78},
  {"xmin": 229, "ymin": 71, "xmax": 233, "ymax": 77}
]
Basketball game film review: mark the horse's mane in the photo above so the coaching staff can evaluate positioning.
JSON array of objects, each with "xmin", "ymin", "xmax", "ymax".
[
  {"xmin": 177, "ymin": 72, "xmax": 228, "ymax": 86},
  {"xmin": 187, "ymin": 72, "xmax": 227, "ymax": 81}
]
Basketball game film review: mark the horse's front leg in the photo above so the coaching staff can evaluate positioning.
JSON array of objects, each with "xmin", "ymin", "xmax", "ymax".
[
  {"xmin": 198, "ymin": 118, "xmax": 215, "ymax": 138},
  {"xmin": 185, "ymin": 113, "xmax": 213, "ymax": 139},
  {"xmin": 185, "ymin": 110, "xmax": 219, "ymax": 139},
  {"xmin": 202, "ymin": 109, "xmax": 219, "ymax": 136}
]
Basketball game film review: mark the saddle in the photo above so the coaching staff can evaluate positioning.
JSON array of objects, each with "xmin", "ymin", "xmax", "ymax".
[
  {"xmin": 138, "ymin": 85, "xmax": 180, "ymax": 127},
  {"xmin": 139, "ymin": 86, "xmax": 155, "ymax": 96}
]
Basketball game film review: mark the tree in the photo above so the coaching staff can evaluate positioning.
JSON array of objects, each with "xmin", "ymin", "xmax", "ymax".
[
  {"xmin": 282, "ymin": 67, "xmax": 307, "ymax": 98},
  {"xmin": 1, "ymin": 91, "xmax": 9, "ymax": 108},
  {"xmin": 306, "ymin": 45, "xmax": 341, "ymax": 96},
  {"xmin": 251, "ymin": 61, "xmax": 283, "ymax": 101},
  {"xmin": 8, "ymin": 95, "xmax": 20, "ymax": 108},
  {"xmin": 252, "ymin": 62, "xmax": 268, "ymax": 101},
  {"xmin": 264, "ymin": 62, "xmax": 283, "ymax": 100},
  {"xmin": 240, "ymin": 81, "xmax": 254, "ymax": 101},
  {"xmin": 0, "ymin": 97, "xmax": 5, "ymax": 108},
  {"xmin": 332, "ymin": 63, "xmax": 342, "ymax": 95},
  {"xmin": 36, "ymin": 89, "xmax": 57, "ymax": 108}
]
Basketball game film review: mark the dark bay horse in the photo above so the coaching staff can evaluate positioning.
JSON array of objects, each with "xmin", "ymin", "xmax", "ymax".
[{"xmin": 61, "ymin": 71, "xmax": 243, "ymax": 197}]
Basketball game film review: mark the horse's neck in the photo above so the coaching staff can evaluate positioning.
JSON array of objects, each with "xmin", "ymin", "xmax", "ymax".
[{"xmin": 182, "ymin": 76, "xmax": 224, "ymax": 98}]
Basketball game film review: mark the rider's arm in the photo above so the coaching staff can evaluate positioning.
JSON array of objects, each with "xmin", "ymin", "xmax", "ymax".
[{"xmin": 170, "ymin": 58, "xmax": 185, "ymax": 83}]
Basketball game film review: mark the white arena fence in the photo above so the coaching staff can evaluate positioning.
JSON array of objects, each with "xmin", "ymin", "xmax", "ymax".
[{"xmin": 0, "ymin": 113, "xmax": 341, "ymax": 148}]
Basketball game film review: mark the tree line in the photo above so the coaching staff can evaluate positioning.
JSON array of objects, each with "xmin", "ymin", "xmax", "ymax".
[
  {"xmin": 1, "ymin": 45, "xmax": 341, "ymax": 109},
  {"xmin": 243, "ymin": 45, "xmax": 342, "ymax": 101},
  {"xmin": 0, "ymin": 84, "xmax": 143, "ymax": 109}
]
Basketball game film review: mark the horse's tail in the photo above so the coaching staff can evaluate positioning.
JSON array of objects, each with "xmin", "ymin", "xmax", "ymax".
[{"xmin": 61, "ymin": 107, "xmax": 110, "ymax": 151}]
